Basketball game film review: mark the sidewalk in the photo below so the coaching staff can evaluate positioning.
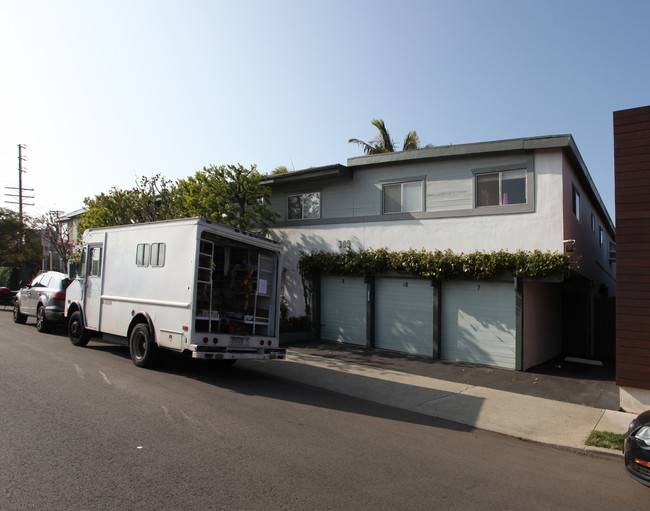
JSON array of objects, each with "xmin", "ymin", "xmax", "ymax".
[{"xmin": 240, "ymin": 342, "xmax": 635, "ymax": 459}]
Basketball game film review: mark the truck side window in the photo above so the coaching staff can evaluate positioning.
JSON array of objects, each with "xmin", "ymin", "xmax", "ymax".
[
  {"xmin": 136, "ymin": 243, "xmax": 150, "ymax": 266},
  {"xmin": 78, "ymin": 247, "xmax": 87, "ymax": 278},
  {"xmin": 151, "ymin": 243, "xmax": 165, "ymax": 267},
  {"xmin": 90, "ymin": 247, "xmax": 103, "ymax": 277}
]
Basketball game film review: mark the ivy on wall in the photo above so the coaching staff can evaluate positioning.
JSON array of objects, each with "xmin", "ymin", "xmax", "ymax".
[
  {"xmin": 295, "ymin": 247, "xmax": 574, "ymax": 326},
  {"xmin": 298, "ymin": 248, "xmax": 574, "ymax": 281}
]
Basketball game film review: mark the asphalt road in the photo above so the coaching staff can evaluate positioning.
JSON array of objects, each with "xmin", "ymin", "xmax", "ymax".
[{"xmin": 0, "ymin": 310, "xmax": 647, "ymax": 510}]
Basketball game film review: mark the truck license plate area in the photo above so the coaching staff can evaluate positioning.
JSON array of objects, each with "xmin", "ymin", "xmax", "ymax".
[{"xmin": 230, "ymin": 336, "xmax": 249, "ymax": 347}]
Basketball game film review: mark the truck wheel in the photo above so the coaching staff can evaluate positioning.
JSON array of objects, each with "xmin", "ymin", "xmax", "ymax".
[
  {"xmin": 129, "ymin": 323, "xmax": 157, "ymax": 368},
  {"xmin": 13, "ymin": 302, "xmax": 27, "ymax": 324},
  {"xmin": 68, "ymin": 311, "xmax": 90, "ymax": 347},
  {"xmin": 36, "ymin": 305, "xmax": 51, "ymax": 333}
]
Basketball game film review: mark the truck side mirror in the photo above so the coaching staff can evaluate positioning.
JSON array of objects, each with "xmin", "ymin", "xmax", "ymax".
[
  {"xmin": 19, "ymin": 280, "xmax": 28, "ymax": 288},
  {"xmin": 68, "ymin": 260, "xmax": 77, "ymax": 279}
]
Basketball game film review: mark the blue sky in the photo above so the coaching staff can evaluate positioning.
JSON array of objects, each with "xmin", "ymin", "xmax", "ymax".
[{"xmin": 1, "ymin": 0, "xmax": 648, "ymax": 221}]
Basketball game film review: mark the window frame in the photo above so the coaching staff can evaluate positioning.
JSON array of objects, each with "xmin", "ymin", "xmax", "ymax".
[
  {"xmin": 381, "ymin": 179, "xmax": 424, "ymax": 215},
  {"xmin": 89, "ymin": 246, "xmax": 103, "ymax": 277},
  {"xmin": 572, "ymin": 185, "xmax": 581, "ymax": 221},
  {"xmin": 287, "ymin": 192, "xmax": 321, "ymax": 220},
  {"xmin": 475, "ymin": 168, "xmax": 527, "ymax": 208}
]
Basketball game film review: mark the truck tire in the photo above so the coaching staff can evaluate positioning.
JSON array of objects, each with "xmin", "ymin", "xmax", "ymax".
[
  {"xmin": 36, "ymin": 305, "xmax": 51, "ymax": 333},
  {"xmin": 68, "ymin": 311, "xmax": 90, "ymax": 346},
  {"xmin": 13, "ymin": 302, "xmax": 27, "ymax": 324},
  {"xmin": 129, "ymin": 322, "xmax": 157, "ymax": 368}
]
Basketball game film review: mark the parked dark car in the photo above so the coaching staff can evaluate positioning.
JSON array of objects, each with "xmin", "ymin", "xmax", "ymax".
[
  {"xmin": 0, "ymin": 286, "xmax": 16, "ymax": 307},
  {"xmin": 13, "ymin": 271, "xmax": 72, "ymax": 333},
  {"xmin": 624, "ymin": 409, "xmax": 650, "ymax": 487}
]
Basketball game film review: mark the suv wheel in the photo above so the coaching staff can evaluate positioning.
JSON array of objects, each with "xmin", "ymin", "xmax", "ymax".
[
  {"xmin": 36, "ymin": 305, "xmax": 51, "ymax": 333},
  {"xmin": 13, "ymin": 302, "xmax": 27, "ymax": 324}
]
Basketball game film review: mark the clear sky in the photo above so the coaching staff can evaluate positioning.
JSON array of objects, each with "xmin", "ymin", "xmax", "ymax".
[{"xmin": 1, "ymin": 0, "xmax": 648, "ymax": 221}]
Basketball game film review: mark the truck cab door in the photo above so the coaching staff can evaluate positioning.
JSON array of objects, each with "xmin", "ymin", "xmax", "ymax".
[{"xmin": 83, "ymin": 244, "xmax": 104, "ymax": 331}]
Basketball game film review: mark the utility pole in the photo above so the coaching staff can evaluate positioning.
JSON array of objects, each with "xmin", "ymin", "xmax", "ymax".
[{"xmin": 5, "ymin": 144, "xmax": 34, "ymax": 223}]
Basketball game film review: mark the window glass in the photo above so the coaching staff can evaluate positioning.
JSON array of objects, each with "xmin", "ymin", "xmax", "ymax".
[
  {"xmin": 136, "ymin": 243, "xmax": 150, "ymax": 266},
  {"xmin": 477, "ymin": 173, "xmax": 499, "ymax": 206},
  {"xmin": 90, "ymin": 247, "xmax": 102, "ymax": 277},
  {"xmin": 402, "ymin": 182, "xmax": 422, "ymax": 212},
  {"xmin": 599, "ymin": 227, "xmax": 604, "ymax": 247},
  {"xmin": 151, "ymin": 243, "xmax": 166, "ymax": 267},
  {"xmin": 288, "ymin": 196, "xmax": 301, "ymax": 220},
  {"xmin": 383, "ymin": 181, "xmax": 423, "ymax": 213},
  {"xmin": 383, "ymin": 184, "xmax": 401, "ymax": 213},
  {"xmin": 302, "ymin": 193, "xmax": 320, "ymax": 219},
  {"xmin": 32, "ymin": 274, "xmax": 46, "ymax": 287},
  {"xmin": 502, "ymin": 170, "xmax": 526, "ymax": 204},
  {"xmin": 572, "ymin": 186, "xmax": 581, "ymax": 220},
  {"xmin": 477, "ymin": 170, "xmax": 526, "ymax": 207},
  {"xmin": 288, "ymin": 193, "xmax": 321, "ymax": 220},
  {"xmin": 78, "ymin": 247, "xmax": 87, "ymax": 278}
]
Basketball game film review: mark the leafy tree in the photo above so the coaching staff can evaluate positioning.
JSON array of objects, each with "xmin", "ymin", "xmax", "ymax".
[
  {"xmin": 176, "ymin": 164, "xmax": 278, "ymax": 235},
  {"xmin": 349, "ymin": 119, "xmax": 429, "ymax": 154},
  {"xmin": 271, "ymin": 165, "xmax": 289, "ymax": 175},
  {"xmin": 79, "ymin": 165, "xmax": 278, "ymax": 237},
  {"xmin": 0, "ymin": 208, "xmax": 43, "ymax": 275},
  {"xmin": 78, "ymin": 174, "xmax": 179, "ymax": 235}
]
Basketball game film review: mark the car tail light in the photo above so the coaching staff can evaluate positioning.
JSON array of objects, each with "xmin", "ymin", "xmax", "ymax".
[{"xmin": 53, "ymin": 292, "xmax": 65, "ymax": 300}]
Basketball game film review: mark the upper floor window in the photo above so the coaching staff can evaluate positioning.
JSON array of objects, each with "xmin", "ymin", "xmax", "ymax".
[
  {"xmin": 572, "ymin": 185, "xmax": 581, "ymax": 221},
  {"xmin": 383, "ymin": 181, "xmax": 423, "ymax": 214},
  {"xmin": 288, "ymin": 192, "xmax": 320, "ymax": 220},
  {"xmin": 599, "ymin": 226, "xmax": 604, "ymax": 247},
  {"xmin": 476, "ymin": 169, "xmax": 526, "ymax": 207},
  {"xmin": 591, "ymin": 213, "xmax": 596, "ymax": 233}
]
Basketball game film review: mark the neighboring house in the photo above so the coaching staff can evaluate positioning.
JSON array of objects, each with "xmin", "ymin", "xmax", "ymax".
[
  {"xmin": 262, "ymin": 135, "xmax": 615, "ymax": 371},
  {"xmin": 614, "ymin": 105, "xmax": 650, "ymax": 412},
  {"xmin": 43, "ymin": 208, "xmax": 86, "ymax": 272},
  {"xmin": 57, "ymin": 208, "xmax": 86, "ymax": 246}
]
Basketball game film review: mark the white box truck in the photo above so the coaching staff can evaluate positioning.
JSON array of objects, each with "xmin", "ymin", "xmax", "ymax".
[{"xmin": 65, "ymin": 217, "xmax": 286, "ymax": 367}]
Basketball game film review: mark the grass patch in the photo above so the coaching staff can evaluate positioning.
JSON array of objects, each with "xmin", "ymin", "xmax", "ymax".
[{"xmin": 586, "ymin": 430, "xmax": 624, "ymax": 450}]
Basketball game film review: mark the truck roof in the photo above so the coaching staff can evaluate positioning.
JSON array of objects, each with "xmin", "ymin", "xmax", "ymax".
[{"xmin": 83, "ymin": 217, "xmax": 282, "ymax": 251}]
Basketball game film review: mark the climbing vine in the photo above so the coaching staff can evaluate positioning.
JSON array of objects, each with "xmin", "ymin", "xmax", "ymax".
[
  {"xmin": 296, "ymin": 247, "xmax": 574, "ymax": 328},
  {"xmin": 298, "ymin": 248, "xmax": 573, "ymax": 281}
]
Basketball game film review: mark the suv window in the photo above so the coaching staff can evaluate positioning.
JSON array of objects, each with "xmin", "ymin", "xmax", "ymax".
[{"xmin": 31, "ymin": 274, "xmax": 46, "ymax": 287}]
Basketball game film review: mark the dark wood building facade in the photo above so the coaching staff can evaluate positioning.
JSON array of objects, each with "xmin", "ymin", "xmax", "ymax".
[{"xmin": 614, "ymin": 105, "xmax": 650, "ymax": 409}]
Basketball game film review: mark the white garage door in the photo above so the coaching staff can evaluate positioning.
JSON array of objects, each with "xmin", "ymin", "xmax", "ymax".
[
  {"xmin": 375, "ymin": 277, "xmax": 434, "ymax": 356},
  {"xmin": 442, "ymin": 281, "xmax": 516, "ymax": 369},
  {"xmin": 321, "ymin": 275, "xmax": 366, "ymax": 345}
]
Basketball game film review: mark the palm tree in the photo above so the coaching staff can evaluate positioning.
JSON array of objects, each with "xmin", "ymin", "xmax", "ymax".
[{"xmin": 349, "ymin": 119, "xmax": 427, "ymax": 154}]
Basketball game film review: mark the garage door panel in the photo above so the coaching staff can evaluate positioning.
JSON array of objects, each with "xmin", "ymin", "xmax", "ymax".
[
  {"xmin": 442, "ymin": 281, "xmax": 516, "ymax": 369},
  {"xmin": 375, "ymin": 278, "xmax": 434, "ymax": 356},
  {"xmin": 321, "ymin": 276, "xmax": 366, "ymax": 345}
]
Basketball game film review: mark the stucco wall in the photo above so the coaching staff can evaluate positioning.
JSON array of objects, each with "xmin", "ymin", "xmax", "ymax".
[{"xmin": 270, "ymin": 149, "xmax": 569, "ymax": 317}]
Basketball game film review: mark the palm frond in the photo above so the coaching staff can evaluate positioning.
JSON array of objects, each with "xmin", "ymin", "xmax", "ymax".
[{"xmin": 402, "ymin": 130, "xmax": 421, "ymax": 151}]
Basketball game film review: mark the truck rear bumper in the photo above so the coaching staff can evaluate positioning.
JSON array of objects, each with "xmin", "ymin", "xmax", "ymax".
[{"xmin": 189, "ymin": 346, "xmax": 286, "ymax": 360}]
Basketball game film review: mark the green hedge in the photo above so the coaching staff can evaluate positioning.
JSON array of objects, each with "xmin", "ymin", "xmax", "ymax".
[
  {"xmin": 0, "ymin": 267, "xmax": 18, "ymax": 289},
  {"xmin": 298, "ymin": 248, "xmax": 573, "ymax": 281}
]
